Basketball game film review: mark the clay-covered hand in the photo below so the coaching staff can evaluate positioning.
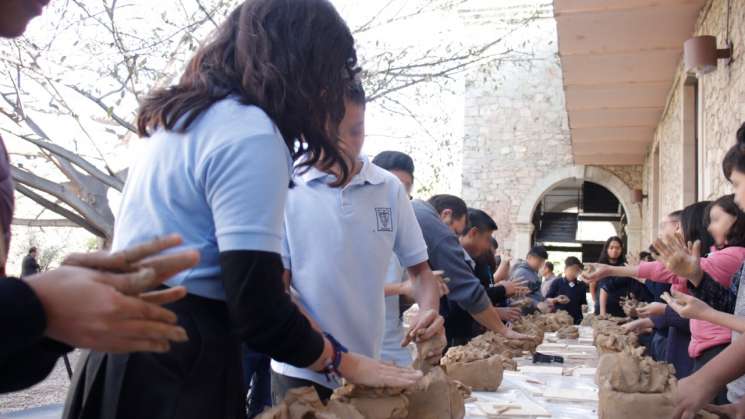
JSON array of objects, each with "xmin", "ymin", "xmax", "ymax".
[
  {"xmin": 653, "ymin": 234, "xmax": 703, "ymax": 283},
  {"xmin": 403, "ymin": 308, "xmax": 445, "ymax": 345},
  {"xmin": 664, "ymin": 289, "xmax": 712, "ymax": 321},
  {"xmin": 63, "ymin": 234, "xmax": 200, "ymax": 301},
  {"xmin": 495, "ymin": 306, "xmax": 522, "ymax": 322},
  {"xmin": 501, "ymin": 278, "xmax": 529, "ymax": 297},
  {"xmin": 673, "ymin": 374, "xmax": 720, "ymax": 419},
  {"xmin": 637, "ymin": 302, "xmax": 666, "ymax": 318},
  {"xmin": 555, "ymin": 295, "xmax": 570, "ymax": 305},
  {"xmin": 338, "ymin": 352, "xmax": 423, "ymax": 388},
  {"xmin": 579, "ymin": 263, "xmax": 610, "ymax": 284},
  {"xmin": 25, "ymin": 265, "xmax": 190, "ymax": 353},
  {"xmin": 703, "ymin": 397, "xmax": 745, "ymax": 419},
  {"xmin": 621, "ymin": 318, "xmax": 653, "ymax": 334}
]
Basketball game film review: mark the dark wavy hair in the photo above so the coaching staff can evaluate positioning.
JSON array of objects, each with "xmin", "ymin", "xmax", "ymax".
[
  {"xmin": 722, "ymin": 122, "xmax": 745, "ymax": 181},
  {"xmin": 137, "ymin": 0, "xmax": 359, "ymax": 185},
  {"xmin": 598, "ymin": 236, "xmax": 626, "ymax": 265},
  {"xmin": 681, "ymin": 201, "xmax": 714, "ymax": 257},
  {"xmin": 706, "ymin": 194, "xmax": 745, "ymax": 248}
]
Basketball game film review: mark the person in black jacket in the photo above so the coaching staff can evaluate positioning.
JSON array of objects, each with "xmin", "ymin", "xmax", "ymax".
[
  {"xmin": 545, "ymin": 256, "xmax": 588, "ymax": 324},
  {"xmin": 21, "ymin": 247, "xmax": 40, "ymax": 278},
  {"xmin": 0, "ymin": 0, "xmax": 203, "ymax": 395},
  {"xmin": 445, "ymin": 208, "xmax": 525, "ymax": 345}
]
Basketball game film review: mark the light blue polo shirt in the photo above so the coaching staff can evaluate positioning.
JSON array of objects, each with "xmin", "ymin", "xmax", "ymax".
[
  {"xmin": 271, "ymin": 157, "xmax": 428, "ymax": 387},
  {"xmin": 111, "ymin": 98, "xmax": 293, "ymax": 300}
]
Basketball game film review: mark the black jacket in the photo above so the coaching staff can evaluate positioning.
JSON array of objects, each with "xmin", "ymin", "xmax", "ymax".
[{"xmin": 0, "ymin": 277, "xmax": 71, "ymax": 393}]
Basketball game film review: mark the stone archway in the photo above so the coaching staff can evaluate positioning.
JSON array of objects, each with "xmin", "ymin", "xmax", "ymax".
[{"xmin": 512, "ymin": 165, "xmax": 643, "ymax": 258}]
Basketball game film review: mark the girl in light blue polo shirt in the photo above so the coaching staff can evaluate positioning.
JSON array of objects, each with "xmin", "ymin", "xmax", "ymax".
[{"xmin": 63, "ymin": 2, "xmax": 422, "ymax": 418}]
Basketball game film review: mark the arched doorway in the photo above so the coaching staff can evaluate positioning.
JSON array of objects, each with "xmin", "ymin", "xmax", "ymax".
[{"xmin": 513, "ymin": 166, "xmax": 642, "ymax": 261}]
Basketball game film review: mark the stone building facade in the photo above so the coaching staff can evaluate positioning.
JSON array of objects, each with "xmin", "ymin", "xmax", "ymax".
[
  {"xmin": 642, "ymin": 0, "xmax": 745, "ymax": 243},
  {"xmin": 461, "ymin": 0, "xmax": 644, "ymax": 257}
]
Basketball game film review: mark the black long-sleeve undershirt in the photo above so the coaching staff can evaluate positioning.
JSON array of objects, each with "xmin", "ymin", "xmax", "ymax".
[
  {"xmin": 0, "ymin": 277, "xmax": 72, "ymax": 393},
  {"xmin": 219, "ymin": 250, "xmax": 324, "ymax": 368}
]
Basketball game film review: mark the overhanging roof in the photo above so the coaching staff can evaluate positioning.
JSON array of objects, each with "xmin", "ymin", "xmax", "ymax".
[{"xmin": 554, "ymin": 0, "xmax": 707, "ymax": 165}]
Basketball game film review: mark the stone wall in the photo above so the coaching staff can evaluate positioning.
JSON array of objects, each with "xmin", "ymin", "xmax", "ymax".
[
  {"xmin": 642, "ymin": 0, "xmax": 745, "ymax": 243},
  {"xmin": 460, "ymin": 0, "xmax": 571, "ymax": 253}
]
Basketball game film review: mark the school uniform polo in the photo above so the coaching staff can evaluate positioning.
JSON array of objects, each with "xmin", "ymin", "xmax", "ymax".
[
  {"xmin": 272, "ymin": 157, "xmax": 429, "ymax": 388},
  {"xmin": 111, "ymin": 97, "xmax": 294, "ymax": 300}
]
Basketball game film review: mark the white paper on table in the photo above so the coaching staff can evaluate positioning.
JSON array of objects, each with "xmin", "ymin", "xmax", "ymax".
[{"xmin": 542, "ymin": 387, "xmax": 599, "ymax": 402}]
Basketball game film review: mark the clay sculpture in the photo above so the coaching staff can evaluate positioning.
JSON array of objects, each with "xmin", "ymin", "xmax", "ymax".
[
  {"xmin": 556, "ymin": 325, "xmax": 580, "ymax": 340},
  {"xmin": 404, "ymin": 367, "xmax": 466, "ymax": 419},
  {"xmin": 331, "ymin": 384, "xmax": 409, "ymax": 419},
  {"xmin": 257, "ymin": 387, "xmax": 364, "ymax": 419},
  {"xmin": 411, "ymin": 336, "xmax": 445, "ymax": 374},
  {"xmin": 596, "ymin": 348, "xmax": 717, "ymax": 419},
  {"xmin": 441, "ymin": 346, "xmax": 504, "ymax": 391}
]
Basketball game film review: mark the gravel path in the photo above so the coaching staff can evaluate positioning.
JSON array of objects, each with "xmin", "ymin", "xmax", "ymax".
[{"xmin": 0, "ymin": 351, "xmax": 80, "ymax": 414}]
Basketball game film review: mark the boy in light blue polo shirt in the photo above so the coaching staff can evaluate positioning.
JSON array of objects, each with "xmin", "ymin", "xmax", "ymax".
[{"xmin": 271, "ymin": 83, "xmax": 445, "ymax": 401}]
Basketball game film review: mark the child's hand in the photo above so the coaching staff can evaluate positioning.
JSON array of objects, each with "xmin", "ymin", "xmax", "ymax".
[
  {"xmin": 703, "ymin": 396, "xmax": 745, "ymax": 419},
  {"xmin": 663, "ymin": 290, "xmax": 712, "ymax": 321},
  {"xmin": 653, "ymin": 234, "xmax": 704, "ymax": 284},
  {"xmin": 673, "ymin": 374, "xmax": 720, "ymax": 419},
  {"xmin": 637, "ymin": 302, "xmax": 666, "ymax": 318}
]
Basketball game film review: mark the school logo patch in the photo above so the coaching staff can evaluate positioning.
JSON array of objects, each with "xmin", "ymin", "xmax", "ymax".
[{"xmin": 375, "ymin": 208, "xmax": 393, "ymax": 232}]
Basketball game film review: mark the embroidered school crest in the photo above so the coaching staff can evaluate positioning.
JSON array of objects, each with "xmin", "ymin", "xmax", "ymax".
[{"xmin": 375, "ymin": 208, "xmax": 393, "ymax": 232}]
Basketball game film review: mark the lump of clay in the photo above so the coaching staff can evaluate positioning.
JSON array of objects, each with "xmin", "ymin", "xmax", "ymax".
[
  {"xmin": 595, "ymin": 331, "xmax": 639, "ymax": 353},
  {"xmin": 331, "ymin": 384, "xmax": 408, "ymax": 419},
  {"xmin": 469, "ymin": 331, "xmax": 539, "ymax": 356},
  {"xmin": 257, "ymin": 387, "xmax": 364, "ymax": 419},
  {"xmin": 411, "ymin": 336, "xmax": 445, "ymax": 374},
  {"xmin": 498, "ymin": 354, "xmax": 518, "ymax": 371},
  {"xmin": 557, "ymin": 325, "xmax": 579, "ymax": 340},
  {"xmin": 441, "ymin": 346, "xmax": 504, "ymax": 391},
  {"xmin": 404, "ymin": 367, "xmax": 466, "ymax": 419},
  {"xmin": 596, "ymin": 348, "xmax": 716, "ymax": 419}
]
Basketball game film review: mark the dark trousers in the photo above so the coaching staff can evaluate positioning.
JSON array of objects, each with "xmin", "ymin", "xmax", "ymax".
[
  {"xmin": 243, "ymin": 347, "xmax": 271, "ymax": 418},
  {"xmin": 63, "ymin": 292, "xmax": 245, "ymax": 419},
  {"xmin": 270, "ymin": 370, "xmax": 332, "ymax": 405},
  {"xmin": 693, "ymin": 343, "xmax": 730, "ymax": 405}
]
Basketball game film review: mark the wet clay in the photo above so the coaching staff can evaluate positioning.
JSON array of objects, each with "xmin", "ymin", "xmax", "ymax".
[
  {"xmin": 411, "ymin": 336, "xmax": 445, "ymax": 374},
  {"xmin": 404, "ymin": 367, "xmax": 466, "ymax": 419},
  {"xmin": 257, "ymin": 387, "xmax": 364, "ymax": 419},
  {"xmin": 556, "ymin": 325, "xmax": 580, "ymax": 340},
  {"xmin": 596, "ymin": 349, "xmax": 715, "ymax": 419},
  {"xmin": 595, "ymin": 331, "xmax": 639, "ymax": 353},
  {"xmin": 469, "ymin": 331, "xmax": 539, "ymax": 356},
  {"xmin": 331, "ymin": 384, "xmax": 408, "ymax": 419},
  {"xmin": 441, "ymin": 346, "xmax": 504, "ymax": 391}
]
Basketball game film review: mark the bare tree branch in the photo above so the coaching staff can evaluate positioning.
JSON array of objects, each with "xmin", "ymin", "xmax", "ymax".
[
  {"xmin": 13, "ymin": 183, "xmax": 106, "ymax": 237},
  {"xmin": 13, "ymin": 218, "xmax": 81, "ymax": 228}
]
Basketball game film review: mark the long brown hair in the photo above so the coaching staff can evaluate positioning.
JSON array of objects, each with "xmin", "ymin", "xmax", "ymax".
[{"xmin": 137, "ymin": 0, "xmax": 359, "ymax": 185}]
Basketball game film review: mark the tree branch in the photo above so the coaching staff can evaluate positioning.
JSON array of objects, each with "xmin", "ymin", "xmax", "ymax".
[
  {"xmin": 10, "ymin": 166, "xmax": 112, "ymax": 237},
  {"xmin": 66, "ymin": 84, "xmax": 137, "ymax": 133},
  {"xmin": 13, "ymin": 183, "xmax": 106, "ymax": 237},
  {"xmin": 12, "ymin": 218, "xmax": 81, "ymax": 228}
]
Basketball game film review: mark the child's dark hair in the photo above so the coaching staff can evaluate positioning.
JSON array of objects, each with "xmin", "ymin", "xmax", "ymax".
[
  {"xmin": 462, "ymin": 208, "xmax": 498, "ymax": 236},
  {"xmin": 598, "ymin": 236, "xmax": 626, "ymax": 265},
  {"xmin": 373, "ymin": 151, "xmax": 414, "ymax": 178},
  {"xmin": 706, "ymin": 194, "xmax": 745, "ymax": 248},
  {"xmin": 428, "ymin": 195, "xmax": 468, "ymax": 221},
  {"xmin": 346, "ymin": 80, "xmax": 366, "ymax": 106},
  {"xmin": 681, "ymin": 201, "xmax": 715, "ymax": 257},
  {"xmin": 564, "ymin": 256, "xmax": 583, "ymax": 270},
  {"xmin": 137, "ymin": 0, "xmax": 359, "ymax": 186},
  {"xmin": 544, "ymin": 261, "xmax": 554, "ymax": 272},
  {"xmin": 722, "ymin": 122, "xmax": 745, "ymax": 181},
  {"xmin": 528, "ymin": 245, "xmax": 548, "ymax": 260}
]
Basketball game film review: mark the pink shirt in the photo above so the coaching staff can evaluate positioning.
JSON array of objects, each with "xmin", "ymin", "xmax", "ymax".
[{"xmin": 638, "ymin": 246, "xmax": 745, "ymax": 358}]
